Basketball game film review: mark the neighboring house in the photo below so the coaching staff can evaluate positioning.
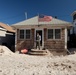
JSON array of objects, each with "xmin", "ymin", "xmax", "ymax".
[
  {"xmin": 67, "ymin": 11, "xmax": 76, "ymax": 48},
  {"xmin": 12, "ymin": 16, "xmax": 72, "ymax": 52},
  {"xmin": 0, "ymin": 22, "xmax": 15, "ymax": 52},
  {"xmin": 70, "ymin": 11, "xmax": 76, "ymax": 34}
]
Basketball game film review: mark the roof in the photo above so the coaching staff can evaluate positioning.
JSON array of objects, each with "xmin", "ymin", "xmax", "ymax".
[
  {"xmin": 12, "ymin": 16, "xmax": 72, "ymax": 26},
  {"xmin": 0, "ymin": 27, "xmax": 6, "ymax": 31},
  {"xmin": 0, "ymin": 22, "xmax": 15, "ymax": 33}
]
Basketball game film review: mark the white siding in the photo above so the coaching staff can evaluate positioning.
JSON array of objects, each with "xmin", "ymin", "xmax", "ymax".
[{"xmin": 0, "ymin": 30, "xmax": 6, "ymax": 37}]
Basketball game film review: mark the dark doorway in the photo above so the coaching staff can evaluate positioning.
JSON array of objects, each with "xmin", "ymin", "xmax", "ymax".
[
  {"xmin": 67, "ymin": 34, "xmax": 76, "ymax": 48},
  {"xmin": 36, "ymin": 30, "xmax": 42, "ymax": 46}
]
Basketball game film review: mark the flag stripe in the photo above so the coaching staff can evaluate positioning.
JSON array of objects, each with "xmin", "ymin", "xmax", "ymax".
[{"xmin": 38, "ymin": 14, "xmax": 52, "ymax": 22}]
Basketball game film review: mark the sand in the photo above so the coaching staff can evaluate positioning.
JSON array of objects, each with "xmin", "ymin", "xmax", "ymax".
[{"xmin": 0, "ymin": 46, "xmax": 76, "ymax": 75}]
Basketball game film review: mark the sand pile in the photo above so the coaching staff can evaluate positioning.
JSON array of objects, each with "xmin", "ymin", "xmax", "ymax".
[
  {"xmin": 0, "ymin": 46, "xmax": 76, "ymax": 75},
  {"xmin": 0, "ymin": 45, "xmax": 14, "ymax": 55}
]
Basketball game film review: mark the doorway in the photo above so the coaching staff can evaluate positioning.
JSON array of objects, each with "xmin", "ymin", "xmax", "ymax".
[{"xmin": 36, "ymin": 30, "xmax": 42, "ymax": 46}]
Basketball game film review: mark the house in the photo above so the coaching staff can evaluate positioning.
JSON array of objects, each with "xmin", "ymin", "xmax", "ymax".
[
  {"xmin": 0, "ymin": 22, "xmax": 15, "ymax": 52},
  {"xmin": 70, "ymin": 11, "xmax": 76, "ymax": 34},
  {"xmin": 12, "ymin": 16, "xmax": 72, "ymax": 53},
  {"xmin": 67, "ymin": 11, "xmax": 76, "ymax": 48}
]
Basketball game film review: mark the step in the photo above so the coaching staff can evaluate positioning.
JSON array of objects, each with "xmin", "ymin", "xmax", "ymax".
[
  {"xmin": 29, "ymin": 52, "xmax": 48, "ymax": 55},
  {"xmin": 29, "ymin": 49, "xmax": 49, "ymax": 56},
  {"xmin": 31, "ymin": 49, "xmax": 48, "ymax": 53}
]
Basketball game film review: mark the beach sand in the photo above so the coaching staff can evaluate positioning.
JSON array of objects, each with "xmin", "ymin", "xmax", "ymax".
[{"xmin": 0, "ymin": 46, "xmax": 76, "ymax": 75}]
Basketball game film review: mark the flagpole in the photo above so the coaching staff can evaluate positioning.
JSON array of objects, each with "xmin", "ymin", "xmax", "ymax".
[{"xmin": 38, "ymin": 13, "xmax": 39, "ymax": 26}]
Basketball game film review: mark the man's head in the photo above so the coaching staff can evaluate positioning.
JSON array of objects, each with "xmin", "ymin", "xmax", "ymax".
[{"xmin": 37, "ymin": 33, "xmax": 39, "ymax": 35}]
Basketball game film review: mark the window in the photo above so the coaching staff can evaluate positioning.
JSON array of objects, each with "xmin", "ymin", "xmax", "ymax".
[
  {"xmin": 48, "ymin": 29, "xmax": 53, "ymax": 39},
  {"xmin": 48, "ymin": 29, "xmax": 61, "ymax": 39},
  {"xmin": 55, "ymin": 29, "xmax": 61, "ymax": 39},
  {"xmin": 26, "ymin": 29, "xmax": 31, "ymax": 39},
  {"xmin": 19, "ymin": 29, "xmax": 31, "ymax": 39},
  {"xmin": 20, "ymin": 30, "xmax": 24, "ymax": 39},
  {"xmin": 73, "ymin": 14, "xmax": 76, "ymax": 20}
]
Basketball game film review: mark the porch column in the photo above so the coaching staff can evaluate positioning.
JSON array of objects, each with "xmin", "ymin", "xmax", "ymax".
[
  {"xmin": 65, "ymin": 28, "xmax": 67, "ymax": 49},
  {"xmin": 44, "ymin": 28, "xmax": 47, "ymax": 48},
  {"xmin": 15, "ymin": 29, "xmax": 17, "ymax": 51},
  {"xmin": 15, "ymin": 29, "xmax": 19, "ymax": 52},
  {"xmin": 31, "ymin": 29, "xmax": 35, "ymax": 48}
]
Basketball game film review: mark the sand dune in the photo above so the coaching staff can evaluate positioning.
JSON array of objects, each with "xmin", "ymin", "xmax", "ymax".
[{"xmin": 0, "ymin": 46, "xmax": 76, "ymax": 75}]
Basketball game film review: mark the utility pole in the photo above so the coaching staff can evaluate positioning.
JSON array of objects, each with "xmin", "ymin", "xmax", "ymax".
[{"xmin": 25, "ymin": 12, "xmax": 27, "ymax": 20}]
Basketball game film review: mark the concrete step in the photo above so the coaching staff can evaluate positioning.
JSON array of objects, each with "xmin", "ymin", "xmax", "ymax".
[
  {"xmin": 31, "ymin": 49, "xmax": 47, "ymax": 53},
  {"xmin": 29, "ymin": 49, "xmax": 49, "ymax": 56},
  {"xmin": 29, "ymin": 52, "xmax": 48, "ymax": 55}
]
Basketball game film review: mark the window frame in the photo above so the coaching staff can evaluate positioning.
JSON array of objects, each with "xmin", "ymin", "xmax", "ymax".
[
  {"xmin": 55, "ymin": 29, "xmax": 61, "ymax": 39},
  {"xmin": 19, "ymin": 29, "xmax": 31, "ymax": 40},
  {"xmin": 47, "ymin": 28, "xmax": 61, "ymax": 40},
  {"xmin": 47, "ymin": 29, "xmax": 53, "ymax": 39},
  {"xmin": 19, "ymin": 29, "xmax": 25, "ymax": 39},
  {"xmin": 25, "ymin": 29, "xmax": 31, "ymax": 39}
]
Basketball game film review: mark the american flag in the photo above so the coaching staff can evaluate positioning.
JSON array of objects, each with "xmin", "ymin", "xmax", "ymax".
[{"xmin": 38, "ymin": 14, "xmax": 52, "ymax": 22}]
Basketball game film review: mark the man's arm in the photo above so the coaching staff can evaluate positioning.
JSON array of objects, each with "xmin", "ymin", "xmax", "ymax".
[{"xmin": 39, "ymin": 35, "xmax": 41, "ymax": 41}]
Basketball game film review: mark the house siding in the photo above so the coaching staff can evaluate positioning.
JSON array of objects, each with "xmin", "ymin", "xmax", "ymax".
[
  {"xmin": 16, "ymin": 27, "xmax": 65, "ymax": 52},
  {"xmin": 16, "ymin": 29, "xmax": 34, "ymax": 51},
  {"xmin": 44, "ymin": 28, "xmax": 65, "ymax": 51},
  {"xmin": 0, "ymin": 30, "xmax": 6, "ymax": 36}
]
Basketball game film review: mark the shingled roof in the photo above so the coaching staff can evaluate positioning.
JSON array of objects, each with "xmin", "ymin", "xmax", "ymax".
[
  {"xmin": 0, "ymin": 22, "xmax": 15, "ymax": 33},
  {"xmin": 12, "ymin": 16, "xmax": 71, "ymax": 26}
]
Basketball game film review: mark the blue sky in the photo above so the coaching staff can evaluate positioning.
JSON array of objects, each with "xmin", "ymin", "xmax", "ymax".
[{"xmin": 0, "ymin": 0, "xmax": 76, "ymax": 25}]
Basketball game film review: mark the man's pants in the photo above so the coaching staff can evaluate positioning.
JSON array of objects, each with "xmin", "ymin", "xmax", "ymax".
[{"xmin": 36, "ymin": 41, "xmax": 40, "ymax": 50}]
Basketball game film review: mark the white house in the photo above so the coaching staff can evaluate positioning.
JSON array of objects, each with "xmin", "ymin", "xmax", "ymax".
[
  {"xmin": 0, "ymin": 22, "xmax": 15, "ymax": 52},
  {"xmin": 70, "ymin": 11, "xmax": 76, "ymax": 34}
]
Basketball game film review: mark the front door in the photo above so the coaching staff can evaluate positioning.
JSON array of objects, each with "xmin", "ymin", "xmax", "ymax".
[{"xmin": 34, "ymin": 29, "xmax": 44, "ymax": 48}]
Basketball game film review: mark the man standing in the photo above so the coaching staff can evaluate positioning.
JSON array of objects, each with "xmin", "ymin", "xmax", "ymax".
[{"xmin": 36, "ymin": 33, "xmax": 41, "ymax": 50}]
